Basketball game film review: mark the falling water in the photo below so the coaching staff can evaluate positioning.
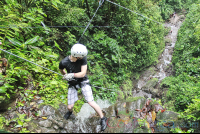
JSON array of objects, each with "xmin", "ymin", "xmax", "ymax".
[{"xmin": 136, "ymin": 17, "xmax": 182, "ymax": 91}]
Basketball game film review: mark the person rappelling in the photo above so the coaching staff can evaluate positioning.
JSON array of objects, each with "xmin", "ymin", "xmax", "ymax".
[{"xmin": 59, "ymin": 43, "xmax": 107, "ymax": 131}]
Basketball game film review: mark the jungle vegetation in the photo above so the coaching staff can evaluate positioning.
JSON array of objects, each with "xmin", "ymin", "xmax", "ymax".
[{"xmin": 0, "ymin": 0, "xmax": 199, "ymax": 133}]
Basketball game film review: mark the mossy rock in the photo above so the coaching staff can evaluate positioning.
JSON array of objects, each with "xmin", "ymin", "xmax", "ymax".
[
  {"xmin": 126, "ymin": 96, "xmax": 144, "ymax": 102},
  {"xmin": 156, "ymin": 111, "xmax": 179, "ymax": 122},
  {"xmin": 115, "ymin": 97, "xmax": 146, "ymax": 119},
  {"xmin": 154, "ymin": 125, "xmax": 170, "ymax": 133},
  {"xmin": 117, "ymin": 91, "xmax": 125, "ymax": 101},
  {"xmin": 133, "ymin": 127, "xmax": 150, "ymax": 133},
  {"xmin": 142, "ymin": 78, "xmax": 158, "ymax": 91},
  {"xmin": 165, "ymin": 38, "xmax": 172, "ymax": 43},
  {"xmin": 27, "ymin": 120, "xmax": 40, "ymax": 133}
]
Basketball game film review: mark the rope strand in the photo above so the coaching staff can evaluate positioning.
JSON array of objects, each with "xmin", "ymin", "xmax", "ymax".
[
  {"xmin": 106, "ymin": 0, "xmax": 163, "ymax": 25},
  {"xmin": 0, "ymin": 0, "xmax": 165, "ymax": 94},
  {"xmin": 0, "ymin": 48, "xmax": 122, "ymax": 92},
  {"xmin": 78, "ymin": 0, "xmax": 104, "ymax": 43},
  {"xmin": 0, "ymin": 25, "xmax": 133, "ymax": 29},
  {"xmin": 0, "ymin": 48, "xmax": 63, "ymax": 76}
]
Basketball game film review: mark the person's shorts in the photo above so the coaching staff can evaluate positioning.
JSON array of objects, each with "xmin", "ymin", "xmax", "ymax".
[{"xmin": 67, "ymin": 80, "xmax": 94, "ymax": 105}]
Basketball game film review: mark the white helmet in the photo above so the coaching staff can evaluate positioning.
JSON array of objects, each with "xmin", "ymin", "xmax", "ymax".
[{"xmin": 71, "ymin": 43, "xmax": 88, "ymax": 57}]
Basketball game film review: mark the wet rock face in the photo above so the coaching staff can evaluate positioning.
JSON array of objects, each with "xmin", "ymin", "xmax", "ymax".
[
  {"xmin": 125, "ymin": 14, "xmax": 184, "ymax": 103},
  {"xmin": 2, "ymin": 97, "xmax": 188, "ymax": 133}
]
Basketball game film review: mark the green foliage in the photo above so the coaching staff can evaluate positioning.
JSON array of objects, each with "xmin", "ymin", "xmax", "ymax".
[
  {"xmin": 178, "ymin": 97, "xmax": 200, "ymax": 121},
  {"xmin": 1, "ymin": 0, "xmax": 199, "ymax": 132},
  {"xmin": 161, "ymin": 2, "xmax": 200, "ymax": 132},
  {"xmin": 0, "ymin": 115, "xmax": 6, "ymax": 129},
  {"xmin": 158, "ymin": 0, "xmax": 184, "ymax": 20},
  {"xmin": 170, "ymin": 127, "xmax": 193, "ymax": 133},
  {"xmin": 73, "ymin": 99, "xmax": 85, "ymax": 113},
  {"xmin": 161, "ymin": 74, "xmax": 199, "ymax": 111},
  {"xmin": 0, "ymin": 74, "xmax": 17, "ymax": 100},
  {"xmin": 7, "ymin": 113, "xmax": 31, "ymax": 133},
  {"xmin": 122, "ymin": 79, "xmax": 133, "ymax": 99},
  {"xmin": 37, "ymin": 74, "xmax": 68, "ymax": 107},
  {"xmin": 88, "ymin": 62, "xmax": 119, "ymax": 103}
]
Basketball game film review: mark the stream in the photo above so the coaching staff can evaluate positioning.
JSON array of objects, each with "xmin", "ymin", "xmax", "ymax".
[{"xmin": 131, "ymin": 15, "xmax": 183, "ymax": 100}]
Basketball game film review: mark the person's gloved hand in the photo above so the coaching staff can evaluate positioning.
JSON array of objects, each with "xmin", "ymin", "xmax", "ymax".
[{"xmin": 63, "ymin": 73, "xmax": 75, "ymax": 81}]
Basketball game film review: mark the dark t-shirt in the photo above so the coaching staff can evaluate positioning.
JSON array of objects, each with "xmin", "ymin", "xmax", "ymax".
[{"xmin": 59, "ymin": 56, "xmax": 88, "ymax": 85}]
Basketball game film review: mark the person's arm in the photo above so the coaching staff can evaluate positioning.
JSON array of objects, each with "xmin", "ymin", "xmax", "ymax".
[
  {"xmin": 74, "ymin": 65, "xmax": 87, "ymax": 78},
  {"xmin": 60, "ymin": 65, "xmax": 87, "ymax": 78},
  {"xmin": 60, "ymin": 69, "xmax": 67, "ymax": 75}
]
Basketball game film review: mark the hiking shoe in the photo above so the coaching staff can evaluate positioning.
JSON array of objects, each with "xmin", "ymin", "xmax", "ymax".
[
  {"xmin": 64, "ymin": 111, "xmax": 72, "ymax": 120},
  {"xmin": 100, "ymin": 117, "xmax": 107, "ymax": 131}
]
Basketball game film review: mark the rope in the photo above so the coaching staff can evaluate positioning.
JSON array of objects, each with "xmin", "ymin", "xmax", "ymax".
[
  {"xmin": 0, "ymin": 48, "xmax": 124, "ymax": 92},
  {"xmin": 0, "ymin": 0, "xmax": 161, "ymax": 94},
  {"xmin": 0, "ymin": 25, "xmax": 134, "ymax": 29},
  {"xmin": 78, "ymin": 0, "xmax": 104, "ymax": 43},
  {"xmin": 106, "ymin": 0, "xmax": 163, "ymax": 25},
  {"xmin": 0, "ymin": 48, "xmax": 63, "ymax": 76}
]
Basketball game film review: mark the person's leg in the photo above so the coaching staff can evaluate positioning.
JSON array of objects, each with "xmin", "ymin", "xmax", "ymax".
[
  {"xmin": 88, "ymin": 101, "xmax": 107, "ymax": 131},
  {"xmin": 64, "ymin": 86, "xmax": 78, "ymax": 120},
  {"xmin": 81, "ymin": 81, "xmax": 107, "ymax": 131},
  {"xmin": 67, "ymin": 104, "xmax": 74, "ymax": 112},
  {"xmin": 88, "ymin": 101, "xmax": 103, "ymax": 118}
]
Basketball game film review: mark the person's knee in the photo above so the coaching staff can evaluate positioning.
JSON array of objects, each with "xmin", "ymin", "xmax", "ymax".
[
  {"xmin": 68, "ymin": 104, "xmax": 74, "ymax": 110},
  {"xmin": 88, "ymin": 101, "xmax": 95, "ymax": 107}
]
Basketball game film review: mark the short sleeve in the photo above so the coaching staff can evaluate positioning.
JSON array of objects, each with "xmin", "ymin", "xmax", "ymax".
[
  {"xmin": 59, "ymin": 61, "xmax": 64, "ymax": 69},
  {"xmin": 81, "ymin": 56, "xmax": 87, "ymax": 65}
]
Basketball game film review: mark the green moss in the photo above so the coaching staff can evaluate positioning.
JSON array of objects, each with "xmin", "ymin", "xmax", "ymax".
[
  {"xmin": 144, "ymin": 78, "xmax": 158, "ymax": 89},
  {"xmin": 117, "ymin": 91, "xmax": 125, "ymax": 101},
  {"xmin": 0, "ymin": 116, "xmax": 5, "ymax": 130},
  {"xmin": 148, "ymin": 67, "xmax": 155, "ymax": 72},
  {"xmin": 121, "ymin": 79, "xmax": 133, "ymax": 100},
  {"xmin": 165, "ymin": 38, "xmax": 172, "ymax": 43},
  {"xmin": 126, "ymin": 96, "xmax": 144, "ymax": 102},
  {"xmin": 133, "ymin": 72, "xmax": 141, "ymax": 80}
]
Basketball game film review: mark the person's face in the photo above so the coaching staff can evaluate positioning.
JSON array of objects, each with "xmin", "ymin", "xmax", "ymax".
[{"xmin": 70, "ymin": 55, "xmax": 83, "ymax": 62}]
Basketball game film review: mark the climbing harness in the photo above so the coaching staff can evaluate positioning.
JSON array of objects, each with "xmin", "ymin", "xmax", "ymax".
[{"xmin": 78, "ymin": 0, "xmax": 105, "ymax": 43}]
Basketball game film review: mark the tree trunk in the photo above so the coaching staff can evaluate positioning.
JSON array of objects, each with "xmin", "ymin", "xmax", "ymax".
[{"xmin": 85, "ymin": 0, "xmax": 91, "ymax": 19}]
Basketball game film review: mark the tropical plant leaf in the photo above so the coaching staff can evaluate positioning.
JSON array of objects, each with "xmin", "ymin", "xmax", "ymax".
[
  {"xmin": 25, "ymin": 36, "xmax": 39, "ymax": 45},
  {"xmin": 8, "ymin": 38, "xmax": 22, "ymax": 46},
  {"xmin": 50, "ymin": 81, "xmax": 58, "ymax": 85},
  {"xmin": 54, "ymin": 41, "xmax": 63, "ymax": 51},
  {"xmin": 15, "ymin": 125, "xmax": 22, "ymax": 128},
  {"xmin": 17, "ymin": 120, "xmax": 23, "ymax": 126},
  {"xmin": 0, "ymin": 87, "xmax": 7, "ymax": 93}
]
